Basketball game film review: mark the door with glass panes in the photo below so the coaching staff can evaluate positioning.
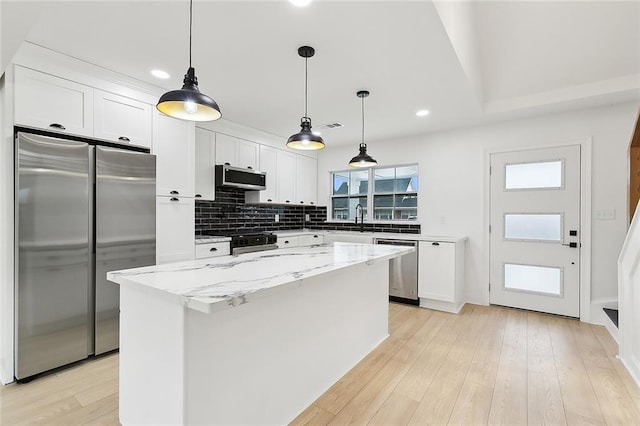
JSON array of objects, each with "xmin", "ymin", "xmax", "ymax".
[{"xmin": 489, "ymin": 145, "xmax": 581, "ymax": 317}]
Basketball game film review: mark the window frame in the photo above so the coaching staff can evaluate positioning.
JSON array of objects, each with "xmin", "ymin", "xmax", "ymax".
[{"xmin": 328, "ymin": 163, "xmax": 419, "ymax": 223}]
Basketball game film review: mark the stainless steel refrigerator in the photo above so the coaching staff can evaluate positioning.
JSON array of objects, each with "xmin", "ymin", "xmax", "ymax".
[{"xmin": 15, "ymin": 131, "xmax": 156, "ymax": 380}]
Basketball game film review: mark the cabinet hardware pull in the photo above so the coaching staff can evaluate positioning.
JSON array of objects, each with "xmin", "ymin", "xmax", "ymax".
[
  {"xmin": 224, "ymin": 162, "xmax": 230, "ymax": 165},
  {"xmin": 247, "ymin": 166, "xmax": 253, "ymax": 169},
  {"xmin": 49, "ymin": 123, "xmax": 66, "ymax": 130},
  {"xmin": 432, "ymin": 242, "xmax": 440, "ymax": 246},
  {"xmin": 310, "ymin": 202, "xmax": 314, "ymax": 205},
  {"xmin": 118, "ymin": 136, "xmax": 130, "ymax": 142},
  {"xmin": 267, "ymin": 199, "xmax": 272, "ymax": 202},
  {"xmin": 209, "ymin": 247, "xmax": 218, "ymax": 252},
  {"xmin": 300, "ymin": 201, "xmax": 304, "ymax": 204},
  {"xmin": 313, "ymin": 235, "xmax": 318, "ymax": 238},
  {"xmin": 195, "ymin": 194, "xmax": 202, "ymax": 198},
  {"xmin": 170, "ymin": 190, "xmax": 179, "ymax": 195},
  {"xmin": 284, "ymin": 241, "xmax": 289, "ymax": 244},
  {"xmin": 170, "ymin": 197, "xmax": 179, "ymax": 202},
  {"xmin": 285, "ymin": 200, "xmax": 290, "ymax": 203}
]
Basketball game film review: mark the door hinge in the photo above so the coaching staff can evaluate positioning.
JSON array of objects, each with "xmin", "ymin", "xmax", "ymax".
[
  {"xmin": 489, "ymin": 282, "xmax": 491, "ymax": 291},
  {"xmin": 489, "ymin": 225, "xmax": 491, "ymax": 233},
  {"xmin": 489, "ymin": 166, "xmax": 492, "ymax": 175}
]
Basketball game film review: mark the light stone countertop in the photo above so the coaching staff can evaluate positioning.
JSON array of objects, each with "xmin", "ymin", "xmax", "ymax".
[
  {"xmin": 195, "ymin": 236, "xmax": 232, "ymax": 244},
  {"xmin": 107, "ymin": 242, "xmax": 413, "ymax": 314}
]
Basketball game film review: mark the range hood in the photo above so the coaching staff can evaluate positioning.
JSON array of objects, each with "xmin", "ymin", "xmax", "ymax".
[{"xmin": 215, "ymin": 164, "xmax": 266, "ymax": 190}]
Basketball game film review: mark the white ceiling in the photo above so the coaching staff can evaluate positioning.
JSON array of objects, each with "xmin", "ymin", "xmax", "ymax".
[{"xmin": 2, "ymin": 0, "xmax": 639, "ymax": 147}]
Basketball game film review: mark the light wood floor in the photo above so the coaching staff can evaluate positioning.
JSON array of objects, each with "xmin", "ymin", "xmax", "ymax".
[{"xmin": 2, "ymin": 303, "xmax": 639, "ymax": 425}]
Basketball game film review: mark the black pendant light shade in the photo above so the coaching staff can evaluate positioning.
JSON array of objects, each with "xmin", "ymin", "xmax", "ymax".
[
  {"xmin": 349, "ymin": 90, "xmax": 377, "ymax": 167},
  {"xmin": 157, "ymin": 67, "xmax": 221, "ymax": 121},
  {"xmin": 287, "ymin": 46, "xmax": 325, "ymax": 150},
  {"xmin": 156, "ymin": 0, "xmax": 221, "ymax": 122},
  {"xmin": 286, "ymin": 117, "xmax": 325, "ymax": 150}
]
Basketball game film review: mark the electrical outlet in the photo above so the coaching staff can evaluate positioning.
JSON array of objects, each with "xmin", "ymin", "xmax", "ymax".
[
  {"xmin": 305, "ymin": 214, "xmax": 310, "ymax": 222},
  {"xmin": 275, "ymin": 214, "xmax": 279, "ymax": 222}
]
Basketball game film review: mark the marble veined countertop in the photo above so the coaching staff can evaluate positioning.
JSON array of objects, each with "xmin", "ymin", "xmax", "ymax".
[{"xmin": 107, "ymin": 242, "xmax": 412, "ymax": 314}]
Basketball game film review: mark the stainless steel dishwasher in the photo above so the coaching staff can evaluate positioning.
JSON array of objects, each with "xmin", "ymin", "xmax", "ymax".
[{"xmin": 375, "ymin": 239, "xmax": 419, "ymax": 305}]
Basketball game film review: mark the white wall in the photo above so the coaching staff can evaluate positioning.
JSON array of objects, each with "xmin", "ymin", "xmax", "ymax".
[{"xmin": 318, "ymin": 102, "xmax": 639, "ymax": 308}]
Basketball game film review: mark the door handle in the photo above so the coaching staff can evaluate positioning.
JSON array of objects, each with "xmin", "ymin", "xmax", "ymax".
[{"xmin": 562, "ymin": 242, "xmax": 578, "ymax": 248}]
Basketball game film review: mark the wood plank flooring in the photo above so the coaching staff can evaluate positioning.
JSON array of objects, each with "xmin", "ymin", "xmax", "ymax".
[{"xmin": 1, "ymin": 303, "xmax": 639, "ymax": 425}]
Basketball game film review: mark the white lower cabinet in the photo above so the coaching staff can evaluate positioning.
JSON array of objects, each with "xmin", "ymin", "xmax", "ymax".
[
  {"xmin": 195, "ymin": 242, "xmax": 230, "ymax": 259},
  {"xmin": 418, "ymin": 240, "xmax": 465, "ymax": 313},
  {"xmin": 277, "ymin": 236, "xmax": 300, "ymax": 249},
  {"xmin": 156, "ymin": 196, "xmax": 195, "ymax": 264},
  {"xmin": 299, "ymin": 233, "xmax": 324, "ymax": 246},
  {"xmin": 324, "ymin": 233, "xmax": 374, "ymax": 244}
]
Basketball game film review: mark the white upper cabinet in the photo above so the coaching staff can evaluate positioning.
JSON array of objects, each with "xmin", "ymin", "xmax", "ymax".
[
  {"xmin": 277, "ymin": 151, "xmax": 296, "ymax": 204},
  {"xmin": 255, "ymin": 145, "xmax": 278, "ymax": 203},
  {"xmin": 14, "ymin": 66, "xmax": 93, "ymax": 137},
  {"xmin": 93, "ymin": 89, "xmax": 152, "ymax": 148},
  {"xmin": 296, "ymin": 155, "xmax": 317, "ymax": 205},
  {"xmin": 194, "ymin": 128, "xmax": 216, "ymax": 201},
  {"xmin": 215, "ymin": 133, "xmax": 259, "ymax": 170},
  {"xmin": 153, "ymin": 110, "xmax": 195, "ymax": 197}
]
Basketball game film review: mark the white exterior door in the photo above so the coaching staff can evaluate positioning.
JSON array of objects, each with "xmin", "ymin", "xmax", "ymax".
[{"xmin": 489, "ymin": 145, "xmax": 581, "ymax": 317}]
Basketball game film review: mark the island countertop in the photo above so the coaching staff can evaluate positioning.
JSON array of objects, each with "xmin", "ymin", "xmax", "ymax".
[{"xmin": 107, "ymin": 242, "xmax": 412, "ymax": 314}]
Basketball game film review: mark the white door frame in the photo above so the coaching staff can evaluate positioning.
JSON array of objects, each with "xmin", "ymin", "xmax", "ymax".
[{"xmin": 483, "ymin": 138, "xmax": 592, "ymax": 322}]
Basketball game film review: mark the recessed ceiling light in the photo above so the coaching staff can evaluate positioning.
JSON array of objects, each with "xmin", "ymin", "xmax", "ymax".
[
  {"xmin": 289, "ymin": 0, "xmax": 312, "ymax": 7},
  {"xmin": 151, "ymin": 69, "xmax": 170, "ymax": 79},
  {"xmin": 416, "ymin": 109, "xmax": 430, "ymax": 117}
]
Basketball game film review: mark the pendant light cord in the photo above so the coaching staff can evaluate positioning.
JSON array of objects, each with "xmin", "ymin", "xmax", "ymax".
[
  {"xmin": 304, "ymin": 56, "xmax": 308, "ymax": 118},
  {"xmin": 189, "ymin": 0, "xmax": 193, "ymax": 68},
  {"xmin": 361, "ymin": 94, "xmax": 365, "ymax": 146}
]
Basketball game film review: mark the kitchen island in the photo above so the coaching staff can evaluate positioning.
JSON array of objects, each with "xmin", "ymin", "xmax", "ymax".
[{"xmin": 107, "ymin": 242, "xmax": 412, "ymax": 425}]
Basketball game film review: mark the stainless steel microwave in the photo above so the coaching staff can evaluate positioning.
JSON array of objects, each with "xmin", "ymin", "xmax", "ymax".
[{"xmin": 215, "ymin": 164, "xmax": 266, "ymax": 190}]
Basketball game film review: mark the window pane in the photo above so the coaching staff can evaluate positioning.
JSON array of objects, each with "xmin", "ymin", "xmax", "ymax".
[
  {"xmin": 332, "ymin": 198, "xmax": 349, "ymax": 220},
  {"xmin": 395, "ymin": 165, "xmax": 419, "ymax": 192},
  {"xmin": 504, "ymin": 263, "xmax": 562, "ymax": 296},
  {"xmin": 505, "ymin": 161, "xmax": 562, "ymax": 189},
  {"xmin": 333, "ymin": 173, "xmax": 349, "ymax": 195},
  {"xmin": 374, "ymin": 195, "xmax": 394, "ymax": 220},
  {"xmin": 504, "ymin": 214, "xmax": 562, "ymax": 241},
  {"xmin": 394, "ymin": 194, "xmax": 418, "ymax": 220},
  {"xmin": 350, "ymin": 170, "xmax": 369, "ymax": 195},
  {"xmin": 374, "ymin": 168, "xmax": 395, "ymax": 193}
]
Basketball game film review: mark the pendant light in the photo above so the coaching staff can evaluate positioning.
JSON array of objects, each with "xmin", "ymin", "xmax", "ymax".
[
  {"xmin": 349, "ymin": 90, "xmax": 377, "ymax": 167},
  {"xmin": 286, "ymin": 46, "xmax": 325, "ymax": 150},
  {"xmin": 156, "ymin": 0, "xmax": 221, "ymax": 122}
]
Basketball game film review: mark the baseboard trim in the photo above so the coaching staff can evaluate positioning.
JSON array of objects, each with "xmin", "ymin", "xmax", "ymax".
[{"xmin": 589, "ymin": 297, "xmax": 618, "ymax": 325}]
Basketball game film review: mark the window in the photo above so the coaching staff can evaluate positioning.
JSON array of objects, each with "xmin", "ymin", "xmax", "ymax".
[{"xmin": 331, "ymin": 164, "xmax": 418, "ymax": 221}]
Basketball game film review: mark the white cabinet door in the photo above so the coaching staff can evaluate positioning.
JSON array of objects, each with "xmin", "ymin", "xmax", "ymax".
[
  {"xmin": 418, "ymin": 241, "xmax": 456, "ymax": 302},
  {"xmin": 153, "ymin": 111, "xmax": 195, "ymax": 197},
  {"xmin": 194, "ymin": 128, "xmax": 215, "ymax": 200},
  {"xmin": 256, "ymin": 145, "xmax": 278, "ymax": 203},
  {"xmin": 296, "ymin": 155, "xmax": 317, "ymax": 205},
  {"xmin": 215, "ymin": 133, "xmax": 259, "ymax": 169},
  {"xmin": 94, "ymin": 89, "xmax": 152, "ymax": 148},
  {"xmin": 277, "ymin": 151, "xmax": 296, "ymax": 204},
  {"xmin": 237, "ymin": 140, "xmax": 259, "ymax": 170},
  {"xmin": 156, "ymin": 196, "xmax": 195, "ymax": 264},
  {"xmin": 14, "ymin": 66, "xmax": 93, "ymax": 137}
]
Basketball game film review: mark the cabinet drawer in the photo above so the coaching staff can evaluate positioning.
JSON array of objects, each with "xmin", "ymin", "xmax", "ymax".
[
  {"xmin": 277, "ymin": 236, "xmax": 300, "ymax": 248},
  {"xmin": 195, "ymin": 242, "xmax": 230, "ymax": 259},
  {"xmin": 299, "ymin": 234, "xmax": 324, "ymax": 246}
]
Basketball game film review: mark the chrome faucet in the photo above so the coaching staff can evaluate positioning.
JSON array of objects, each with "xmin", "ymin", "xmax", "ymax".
[{"xmin": 355, "ymin": 204, "xmax": 365, "ymax": 232}]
